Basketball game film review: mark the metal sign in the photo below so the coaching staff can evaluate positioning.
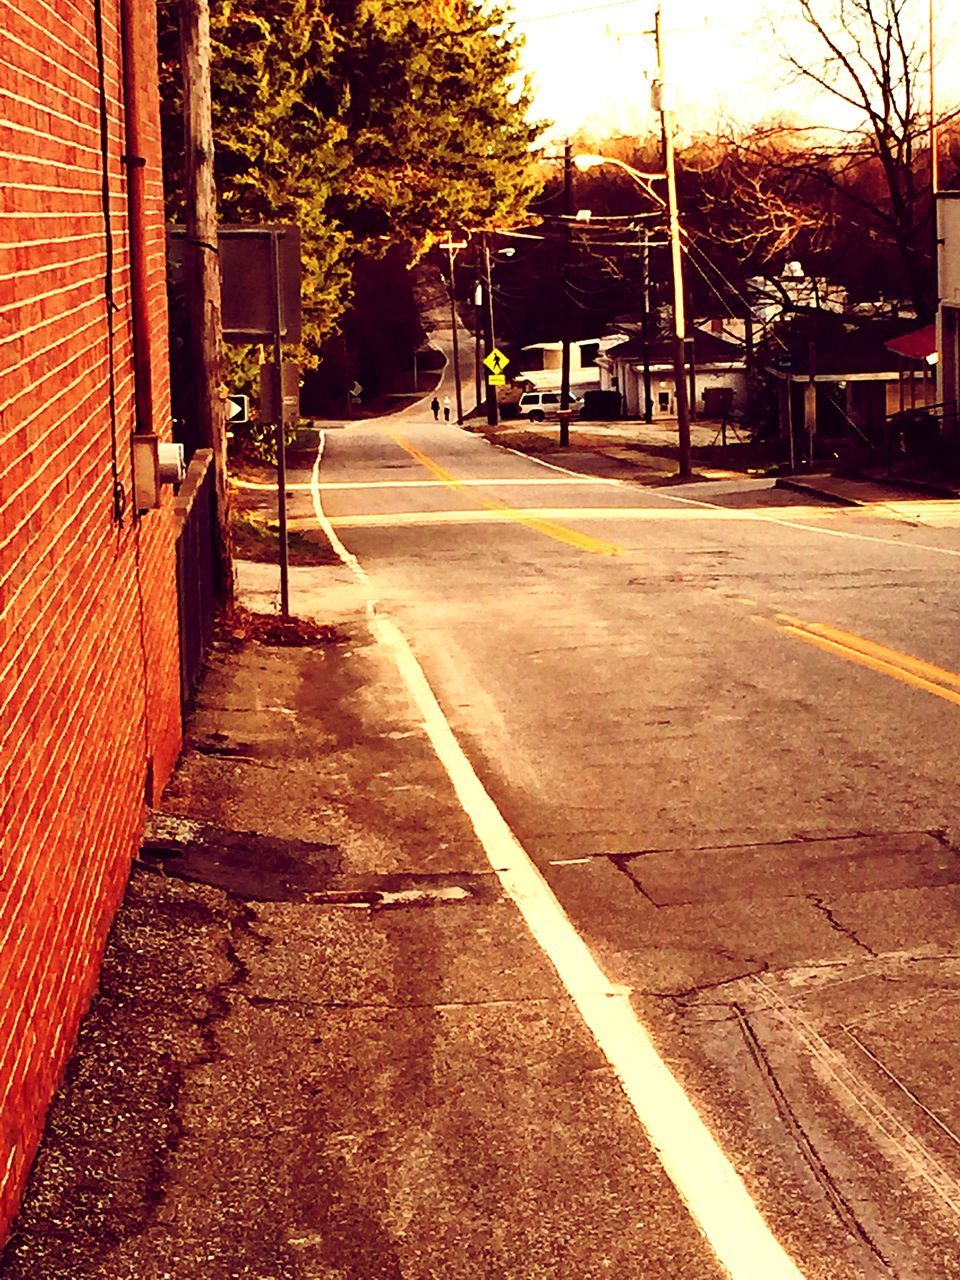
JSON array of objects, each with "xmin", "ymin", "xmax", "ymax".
[
  {"xmin": 226, "ymin": 394, "xmax": 249, "ymax": 423},
  {"xmin": 167, "ymin": 225, "xmax": 302, "ymax": 344},
  {"xmin": 487, "ymin": 373, "xmax": 506, "ymax": 386},
  {"xmin": 483, "ymin": 348, "xmax": 510, "ymax": 375},
  {"xmin": 220, "ymin": 225, "xmax": 301, "ymax": 343}
]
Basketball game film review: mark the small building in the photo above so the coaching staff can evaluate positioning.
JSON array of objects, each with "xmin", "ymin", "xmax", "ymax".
[
  {"xmin": 515, "ymin": 335, "xmax": 626, "ymax": 391},
  {"xmin": 597, "ymin": 330, "xmax": 747, "ymax": 419},
  {"xmin": 762, "ymin": 313, "xmax": 936, "ymax": 452},
  {"xmin": 748, "ymin": 262, "xmax": 850, "ymax": 324}
]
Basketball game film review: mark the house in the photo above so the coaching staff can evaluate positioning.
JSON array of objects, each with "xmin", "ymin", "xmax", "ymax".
[
  {"xmin": 762, "ymin": 313, "xmax": 936, "ymax": 452},
  {"xmin": 747, "ymin": 261, "xmax": 850, "ymax": 324},
  {"xmin": 515, "ymin": 335, "xmax": 626, "ymax": 391},
  {"xmin": 597, "ymin": 329, "xmax": 748, "ymax": 419},
  {"xmin": 0, "ymin": 0, "xmax": 184, "ymax": 1238},
  {"xmin": 938, "ymin": 192, "xmax": 960, "ymax": 429}
]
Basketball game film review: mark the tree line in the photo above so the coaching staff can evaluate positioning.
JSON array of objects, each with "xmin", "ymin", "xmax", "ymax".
[
  {"xmin": 157, "ymin": 0, "xmax": 959, "ymax": 422},
  {"xmin": 157, "ymin": 0, "xmax": 542, "ymax": 421}
]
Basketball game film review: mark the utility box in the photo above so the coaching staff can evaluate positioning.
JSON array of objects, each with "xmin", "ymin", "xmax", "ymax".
[{"xmin": 132, "ymin": 436, "xmax": 185, "ymax": 513}]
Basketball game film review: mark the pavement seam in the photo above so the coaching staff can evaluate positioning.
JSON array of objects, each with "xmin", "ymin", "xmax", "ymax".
[
  {"xmin": 751, "ymin": 975, "xmax": 960, "ymax": 1224},
  {"xmin": 731, "ymin": 1003, "xmax": 897, "ymax": 1276}
]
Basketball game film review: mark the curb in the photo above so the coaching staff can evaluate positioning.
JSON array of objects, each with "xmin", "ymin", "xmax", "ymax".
[
  {"xmin": 851, "ymin": 473, "xmax": 960, "ymax": 500},
  {"xmin": 773, "ymin": 477, "xmax": 863, "ymax": 506},
  {"xmin": 777, "ymin": 473, "xmax": 960, "ymax": 505}
]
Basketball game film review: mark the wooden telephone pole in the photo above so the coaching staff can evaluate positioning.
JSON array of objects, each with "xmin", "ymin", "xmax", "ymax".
[
  {"xmin": 655, "ymin": 6, "xmax": 691, "ymax": 476},
  {"xmin": 481, "ymin": 233, "xmax": 499, "ymax": 427},
  {"xmin": 180, "ymin": 0, "xmax": 231, "ymax": 601},
  {"xmin": 559, "ymin": 141, "xmax": 573, "ymax": 447}
]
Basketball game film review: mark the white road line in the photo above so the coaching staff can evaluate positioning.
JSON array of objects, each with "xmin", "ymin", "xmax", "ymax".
[
  {"xmin": 311, "ymin": 432, "xmax": 806, "ymax": 1280},
  {"xmin": 236, "ymin": 476, "xmax": 628, "ymax": 493},
  {"xmin": 320, "ymin": 477, "xmax": 616, "ymax": 490},
  {"xmin": 327, "ymin": 506, "xmax": 833, "ymax": 529},
  {"xmin": 500, "ymin": 442, "xmax": 960, "ymax": 560}
]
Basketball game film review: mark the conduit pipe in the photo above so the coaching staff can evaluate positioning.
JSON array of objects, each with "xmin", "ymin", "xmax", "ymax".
[{"xmin": 119, "ymin": 0, "xmax": 154, "ymax": 435}]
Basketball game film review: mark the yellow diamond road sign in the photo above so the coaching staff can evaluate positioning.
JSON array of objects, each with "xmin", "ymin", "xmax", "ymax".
[{"xmin": 483, "ymin": 348, "xmax": 509, "ymax": 375}]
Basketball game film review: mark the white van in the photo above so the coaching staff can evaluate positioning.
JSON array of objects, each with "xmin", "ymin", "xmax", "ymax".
[{"xmin": 517, "ymin": 391, "xmax": 583, "ymax": 422}]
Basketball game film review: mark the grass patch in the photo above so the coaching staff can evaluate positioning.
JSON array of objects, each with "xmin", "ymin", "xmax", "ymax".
[{"xmin": 230, "ymin": 512, "xmax": 338, "ymax": 567}]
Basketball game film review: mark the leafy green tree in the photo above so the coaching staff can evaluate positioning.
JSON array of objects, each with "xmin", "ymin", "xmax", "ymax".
[{"xmin": 157, "ymin": 0, "xmax": 540, "ymax": 357}]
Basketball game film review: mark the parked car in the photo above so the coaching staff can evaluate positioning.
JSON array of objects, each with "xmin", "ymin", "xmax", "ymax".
[{"xmin": 517, "ymin": 390, "xmax": 583, "ymax": 422}]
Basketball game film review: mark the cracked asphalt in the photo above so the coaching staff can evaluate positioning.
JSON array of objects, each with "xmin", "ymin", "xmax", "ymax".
[
  {"xmin": 7, "ymin": 399, "xmax": 960, "ymax": 1277},
  {"xmin": 0, "ymin": 620, "xmax": 726, "ymax": 1280},
  {"xmin": 305, "ymin": 414, "xmax": 960, "ymax": 1277}
]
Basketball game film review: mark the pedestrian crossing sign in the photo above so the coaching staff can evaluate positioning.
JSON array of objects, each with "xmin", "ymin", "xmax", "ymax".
[{"xmin": 483, "ymin": 348, "xmax": 509, "ymax": 375}]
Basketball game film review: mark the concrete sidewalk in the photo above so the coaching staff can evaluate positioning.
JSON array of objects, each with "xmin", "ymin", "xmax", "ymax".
[
  {"xmin": 776, "ymin": 472, "xmax": 960, "ymax": 506},
  {"xmin": 0, "ymin": 562, "xmax": 719, "ymax": 1279}
]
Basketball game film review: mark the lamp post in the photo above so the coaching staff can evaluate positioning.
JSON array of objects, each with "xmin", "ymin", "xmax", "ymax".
[{"xmin": 574, "ymin": 146, "xmax": 691, "ymax": 475}]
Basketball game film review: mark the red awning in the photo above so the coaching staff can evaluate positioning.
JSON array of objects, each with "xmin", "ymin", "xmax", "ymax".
[{"xmin": 884, "ymin": 322, "xmax": 937, "ymax": 361}]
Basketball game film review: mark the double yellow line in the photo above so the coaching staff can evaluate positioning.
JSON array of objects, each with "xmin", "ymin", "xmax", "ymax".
[
  {"xmin": 389, "ymin": 433, "xmax": 625, "ymax": 558},
  {"xmin": 384, "ymin": 434, "xmax": 960, "ymax": 710},
  {"xmin": 777, "ymin": 614, "xmax": 960, "ymax": 709}
]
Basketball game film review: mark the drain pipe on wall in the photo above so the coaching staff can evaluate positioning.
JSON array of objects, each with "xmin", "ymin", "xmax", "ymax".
[{"xmin": 119, "ymin": 0, "xmax": 154, "ymax": 436}]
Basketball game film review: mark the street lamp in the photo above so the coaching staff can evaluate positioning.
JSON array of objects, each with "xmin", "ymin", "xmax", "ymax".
[{"xmin": 574, "ymin": 149, "xmax": 691, "ymax": 475}]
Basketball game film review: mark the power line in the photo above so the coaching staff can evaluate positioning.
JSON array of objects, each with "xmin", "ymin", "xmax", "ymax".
[{"xmin": 514, "ymin": 0, "xmax": 644, "ymax": 23}]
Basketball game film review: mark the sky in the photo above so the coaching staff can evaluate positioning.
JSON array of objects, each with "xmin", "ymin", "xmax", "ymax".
[{"xmin": 508, "ymin": 0, "xmax": 957, "ymax": 141}]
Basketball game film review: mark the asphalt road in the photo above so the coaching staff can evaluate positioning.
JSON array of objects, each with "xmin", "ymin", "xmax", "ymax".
[{"xmin": 306, "ymin": 407, "xmax": 960, "ymax": 1280}]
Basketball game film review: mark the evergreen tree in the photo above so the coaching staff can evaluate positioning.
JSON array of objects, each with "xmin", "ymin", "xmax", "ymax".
[{"xmin": 157, "ymin": 0, "xmax": 540, "ymax": 354}]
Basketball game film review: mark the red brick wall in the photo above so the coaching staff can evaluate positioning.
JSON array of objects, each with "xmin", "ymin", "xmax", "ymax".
[{"xmin": 0, "ymin": 0, "xmax": 182, "ymax": 1236}]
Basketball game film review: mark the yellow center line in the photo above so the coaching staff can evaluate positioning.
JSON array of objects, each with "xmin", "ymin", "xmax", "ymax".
[
  {"xmin": 388, "ymin": 433, "xmax": 625, "ymax": 557},
  {"xmin": 773, "ymin": 614, "xmax": 960, "ymax": 708}
]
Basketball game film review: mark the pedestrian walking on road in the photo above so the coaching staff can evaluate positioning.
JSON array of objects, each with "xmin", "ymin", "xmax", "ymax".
[
  {"xmin": 443, "ymin": 395, "xmax": 451, "ymax": 423},
  {"xmin": 430, "ymin": 395, "xmax": 440, "ymax": 421}
]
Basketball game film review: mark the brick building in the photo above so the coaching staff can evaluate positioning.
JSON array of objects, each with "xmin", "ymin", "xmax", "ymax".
[{"xmin": 0, "ymin": 0, "xmax": 183, "ymax": 1236}]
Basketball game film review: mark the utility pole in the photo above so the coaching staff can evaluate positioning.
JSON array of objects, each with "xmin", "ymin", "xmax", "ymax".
[
  {"xmin": 180, "ymin": 0, "xmax": 231, "ymax": 600},
  {"xmin": 445, "ymin": 237, "xmax": 464, "ymax": 424},
  {"xmin": 474, "ymin": 273, "xmax": 483, "ymax": 413},
  {"xmin": 481, "ymin": 232, "xmax": 499, "ymax": 427},
  {"xmin": 687, "ymin": 335, "xmax": 697, "ymax": 419},
  {"xmin": 640, "ymin": 228, "xmax": 653, "ymax": 422},
  {"xmin": 559, "ymin": 140, "xmax": 573, "ymax": 446},
  {"xmin": 270, "ymin": 232, "xmax": 290, "ymax": 616},
  {"xmin": 930, "ymin": 0, "xmax": 939, "ymax": 195},
  {"xmin": 655, "ymin": 6, "xmax": 691, "ymax": 476}
]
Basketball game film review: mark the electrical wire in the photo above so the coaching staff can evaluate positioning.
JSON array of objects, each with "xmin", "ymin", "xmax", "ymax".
[
  {"xmin": 515, "ymin": 0, "xmax": 644, "ymax": 23},
  {"xmin": 540, "ymin": 211, "xmax": 663, "ymax": 222},
  {"xmin": 470, "ymin": 208, "xmax": 787, "ymax": 351}
]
